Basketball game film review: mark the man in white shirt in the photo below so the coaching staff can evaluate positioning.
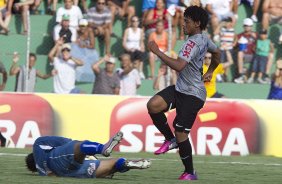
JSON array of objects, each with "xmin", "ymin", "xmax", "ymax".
[
  {"xmin": 117, "ymin": 54, "xmax": 141, "ymax": 96},
  {"xmin": 48, "ymin": 43, "xmax": 84, "ymax": 94},
  {"xmin": 56, "ymin": 0, "xmax": 83, "ymax": 28}
]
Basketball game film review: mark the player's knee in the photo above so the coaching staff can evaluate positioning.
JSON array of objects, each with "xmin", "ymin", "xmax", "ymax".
[
  {"xmin": 147, "ymin": 98, "xmax": 161, "ymax": 113},
  {"xmin": 175, "ymin": 130, "xmax": 189, "ymax": 143}
]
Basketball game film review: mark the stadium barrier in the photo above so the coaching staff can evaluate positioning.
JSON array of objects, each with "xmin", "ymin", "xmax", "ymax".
[{"xmin": 0, "ymin": 92, "xmax": 282, "ymax": 157}]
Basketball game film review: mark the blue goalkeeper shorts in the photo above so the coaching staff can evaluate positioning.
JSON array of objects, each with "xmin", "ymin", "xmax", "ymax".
[{"xmin": 47, "ymin": 141, "xmax": 100, "ymax": 178}]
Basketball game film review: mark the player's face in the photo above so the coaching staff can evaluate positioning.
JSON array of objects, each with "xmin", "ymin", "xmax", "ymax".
[{"xmin": 183, "ymin": 17, "xmax": 196, "ymax": 36}]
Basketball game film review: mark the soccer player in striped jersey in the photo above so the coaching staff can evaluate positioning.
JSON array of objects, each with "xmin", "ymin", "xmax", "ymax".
[{"xmin": 147, "ymin": 6, "xmax": 220, "ymax": 180}]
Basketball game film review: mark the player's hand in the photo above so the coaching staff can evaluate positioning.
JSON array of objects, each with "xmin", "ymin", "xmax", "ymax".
[
  {"xmin": 203, "ymin": 71, "xmax": 213, "ymax": 82},
  {"xmin": 148, "ymin": 41, "xmax": 160, "ymax": 54}
]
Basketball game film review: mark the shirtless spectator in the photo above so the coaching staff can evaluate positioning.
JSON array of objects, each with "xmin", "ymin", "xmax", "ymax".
[{"xmin": 262, "ymin": 0, "xmax": 282, "ymax": 43}]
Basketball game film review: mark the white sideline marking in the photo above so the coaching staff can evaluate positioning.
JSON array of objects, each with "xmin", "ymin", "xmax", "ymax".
[
  {"xmin": 149, "ymin": 158, "xmax": 282, "ymax": 166},
  {"xmin": 1, "ymin": 153, "xmax": 281, "ymax": 167},
  {"xmin": 0, "ymin": 153, "xmax": 28, "ymax": 157}
]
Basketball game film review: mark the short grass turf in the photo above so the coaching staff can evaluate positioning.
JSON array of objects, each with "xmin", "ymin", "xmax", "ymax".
[{"xmin": 0, "ymin": 148, "xmax": 282, "ymax": 184}]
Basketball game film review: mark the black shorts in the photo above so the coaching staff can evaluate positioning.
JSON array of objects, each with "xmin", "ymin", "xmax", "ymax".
[
  {"xmin": 156, "ymin": 85, "xmax": 205, "ymax": 133},
  {"xmin": 126, "ymin": 50, "xmax": 146, "ymax": 62}
]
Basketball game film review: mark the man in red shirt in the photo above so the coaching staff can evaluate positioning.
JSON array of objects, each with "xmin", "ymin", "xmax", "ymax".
[{"xmin": 234, "ymin": 18, "xmax": 257, "ymax": 83}]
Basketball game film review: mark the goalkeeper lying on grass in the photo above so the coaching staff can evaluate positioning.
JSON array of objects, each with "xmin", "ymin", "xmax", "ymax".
[{"xmin": 25, "ymin": 132, "xmax": 151, "ymax": 178}]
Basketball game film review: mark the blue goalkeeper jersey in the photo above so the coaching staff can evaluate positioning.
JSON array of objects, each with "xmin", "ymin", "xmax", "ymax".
[{"xmin": 33, "ymin": 136, "xmax": 72, "ymax": 176}]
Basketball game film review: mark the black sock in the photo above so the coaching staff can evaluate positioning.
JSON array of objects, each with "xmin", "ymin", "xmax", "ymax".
[
  {"xmin": 149, "ymin": 112, "xmax": 174, "ymax": 141},
  {"xmin": 178, "ymin": 139, "xmax": 193, "ymax": 174}
]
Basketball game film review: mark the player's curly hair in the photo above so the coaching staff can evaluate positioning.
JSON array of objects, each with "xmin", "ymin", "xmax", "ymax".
[
  {"xmin": 25, "ymin": 153, "xmax": 37, "ymax": 172},
  {"xmin": 184, "ymin": 6, "xmax": 209, "ymax": 31}
]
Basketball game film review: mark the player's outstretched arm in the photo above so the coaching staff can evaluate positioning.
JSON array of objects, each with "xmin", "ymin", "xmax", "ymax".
[{"xmin": 148, "ymin": 41, "xmax": 187, "ymax": 72}]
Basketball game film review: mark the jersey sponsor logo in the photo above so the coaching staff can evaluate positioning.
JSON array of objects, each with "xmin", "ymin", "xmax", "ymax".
[
  {"xmin": 182, "ymin": 40, "xmax": 196, "ymax": 58},
  {"xmin": 87, "ymin": 163, "xmax": 96, "ymax": 176}
]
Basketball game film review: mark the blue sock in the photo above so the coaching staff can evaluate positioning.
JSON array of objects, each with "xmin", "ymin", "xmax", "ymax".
[
  {"xmin": 115, "ymin": 158, "xmax": 129, "ymax": 173},
  {"xmin": 80, "ymin": 140, "xmax": 103, "ymax": 155}
]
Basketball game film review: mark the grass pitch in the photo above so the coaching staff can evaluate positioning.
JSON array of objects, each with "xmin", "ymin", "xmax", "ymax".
[{"xmin": 0, "ymin": 148, "xmax": 282, "ymax": 184}]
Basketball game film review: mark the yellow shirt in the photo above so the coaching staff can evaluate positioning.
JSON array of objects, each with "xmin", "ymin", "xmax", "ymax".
[
  {"xmin": 0, "ymin": 0, "xmax": 6, "ymax": 9},
  {"xmin": 203, "ymin": 64, "xmax": 224, "ymax": 98}
]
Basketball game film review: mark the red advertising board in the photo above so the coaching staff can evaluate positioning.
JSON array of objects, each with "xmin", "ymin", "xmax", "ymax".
[
  {"xmin": 0, "ymin": 93, "xmax": 54, "ymax": 148},
  {"xmin": 110, "ymin": 98, "xmax": 260, "ymax": 156}
]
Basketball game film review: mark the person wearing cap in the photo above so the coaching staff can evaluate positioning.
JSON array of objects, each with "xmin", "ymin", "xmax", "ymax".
[
  {"xmin": 71, "ymin": 18, "xmax": 99, "ymax": 82},
  {"xmin": 76, "ymin": 19, "xmax": 95, "ymax": 49},
  {"xmin": 267, "ymin": 59, "xmax": 282, "ymax": 100},
  {"xmin": 53, "ymin": 14, "xmax": 77, "ymax": 44},
  {"xmin": 247, "ymin": 29, "xmax": 274, "ymax": 84},
  {"xmin": 92, "ymin": 55, "xmax": 120, "ymax": 95},
  {"xmin": 48, "ymin": 41, "xmax": 84, "ymax": 94},
  {"xmin": 56, "ymin": 0, "xmax": 83, "ymax": 28},
  {"xmin": 234, "ymin": 18, "xmax": 257, "ymax": 84},
  {"xmin": 218, "ymin": 17, "xmax": 235, "ymax": 81},
  {"xmin": 9, "ymin": 52, "xmax": 52, "ymax": 92}
]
